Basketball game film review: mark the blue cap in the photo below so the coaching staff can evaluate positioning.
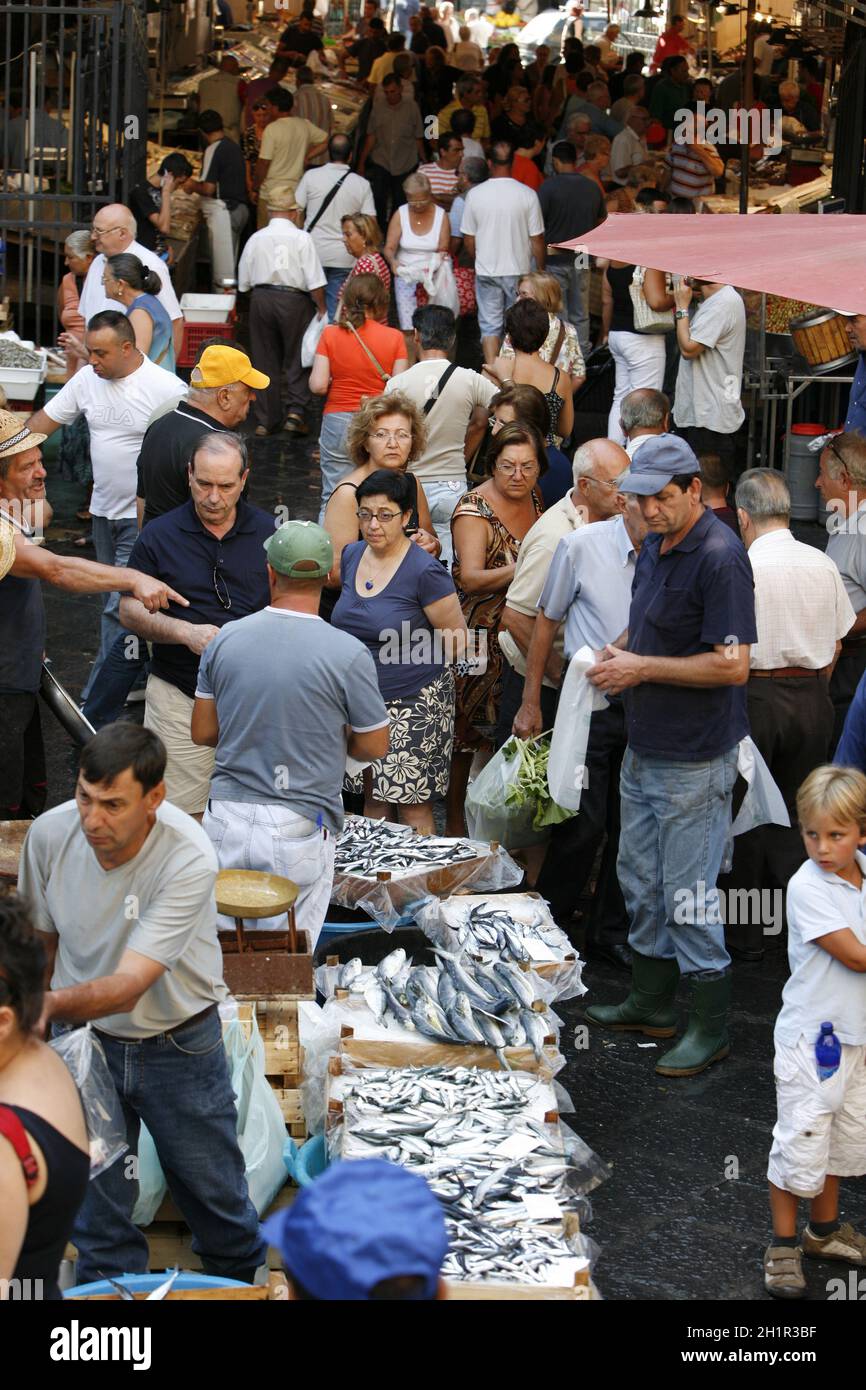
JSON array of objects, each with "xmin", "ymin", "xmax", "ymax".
[
  {"xmin": 621, "ymin": 433, "xmax": 700, "ymax": 495},
  {"xmin": 261, "ymin": 1159, "xmax": 449, "ymax": 1300}
]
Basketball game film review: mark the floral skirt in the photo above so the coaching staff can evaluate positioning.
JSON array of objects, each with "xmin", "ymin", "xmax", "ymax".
[{"xmin": 346, "ymin": 667, "xmax": 455, "ymax": 805}]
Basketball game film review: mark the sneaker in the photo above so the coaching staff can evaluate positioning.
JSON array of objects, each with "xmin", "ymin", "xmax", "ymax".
[
  {"xmin": 283, "ymin": 412, "xmax": 308, "ymax": 435},
  {"xmin": 803, "ymin": 1222, "xmax": 866, "ymax": 1265},
  {"xmin": 763, "ymin": 1244, "xmax": 807, "ymax": 1299}
]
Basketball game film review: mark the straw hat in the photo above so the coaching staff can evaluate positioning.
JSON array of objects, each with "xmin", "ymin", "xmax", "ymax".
[
  {"xmin": 0, "ymin": 516, "xmax": 16, "ymax": 581},
  {"xmin": 0, "ymin": 410, "xmax": 47, "ymax": 464}
]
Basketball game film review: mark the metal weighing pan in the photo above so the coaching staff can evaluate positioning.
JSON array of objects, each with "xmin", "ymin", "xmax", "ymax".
[{"xmin": 39, "ymin": 661, "xmax": 95, "ymax": 747}]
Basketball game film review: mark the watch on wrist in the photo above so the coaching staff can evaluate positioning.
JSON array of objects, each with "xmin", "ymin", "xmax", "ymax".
[{"xmin": 675, "ymin": 309, "xmax": 689, "ymax": 320}]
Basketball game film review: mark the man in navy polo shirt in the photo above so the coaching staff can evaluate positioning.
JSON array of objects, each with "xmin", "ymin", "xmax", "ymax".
[
  {"xmin": 119, "ymin": 432, "xmax": 274, "ymax": 818},
  {"xmin": 585, "ymin": 435, "xmax": 757, "ymax": 1078}
]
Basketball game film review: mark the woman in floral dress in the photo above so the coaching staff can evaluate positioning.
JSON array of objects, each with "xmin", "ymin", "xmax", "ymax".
[{"xmin": 446, "ymin": 421, "xmax": 545, "ymax": 834}]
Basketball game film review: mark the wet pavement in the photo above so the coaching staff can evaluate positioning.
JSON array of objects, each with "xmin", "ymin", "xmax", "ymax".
[{"xmin": 36, "ymin": 413, "xmax": 866, "ymax": 1305}]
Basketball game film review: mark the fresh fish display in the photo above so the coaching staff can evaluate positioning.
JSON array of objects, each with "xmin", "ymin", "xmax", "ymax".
[
  {"xmin": 318, "ymin": 948, "xmax": 555, "ymax": 1059},
  {"xmin": 334, "ymin": 817, "xmax": 479, "ymax": 880},
  {"xmin": 332, "ymin": 1063, "xmax": 605, "ymax": 1286}
]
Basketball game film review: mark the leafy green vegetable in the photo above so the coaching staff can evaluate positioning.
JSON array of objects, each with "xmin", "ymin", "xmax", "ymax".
[{"xmin": 501, "ymin": 734, "xmax": 577, "ymax": 831}]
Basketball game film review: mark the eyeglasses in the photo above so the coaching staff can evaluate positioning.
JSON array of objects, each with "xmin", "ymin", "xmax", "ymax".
[
  {"xmin": 584, "ymin": 474, "xmax": 623, "ymax": 490},
  {"xmin": 357, "ymin": 508, "xmax": 402, "ymax": 523},
  {"xmin": 91, "ymin": 224, "xmax": 123, "ymax": 236},
  {"xmin": 369, "ymin": 429, "xmax": 412, "ymax": 445},
  {"xmin": 496, "ymin": 460, "xmax": 539, "ymax": 477},
  {"xmin": 824, "ymin": 439, "xmax": 847, "ymax": 473},
  {"xmin": 213, "ymin": 566, "xmax": 232, "ymax": 611}
]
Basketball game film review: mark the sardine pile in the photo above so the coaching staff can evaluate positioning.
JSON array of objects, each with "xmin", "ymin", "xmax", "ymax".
[
  {"xmin": 454, "ymin": 900, "xmax": 569, "ymax": 965},
  {"xmin": 0, "ymin": 340, "xmax": 42, "ymax": 368},
  {"xmin": 324, "ymin": 946, "xmax": 553, "ymax": 1066},
  {"xmin": 334, "ymin": 817, "xmax": 479, "ymax": 879},
  {"xmin": 332, "ymin": 1063, "xmax": 601, "ymax": 1285}
]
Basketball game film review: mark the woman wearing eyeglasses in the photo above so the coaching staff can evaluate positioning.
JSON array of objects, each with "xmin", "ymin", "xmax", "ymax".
[
  {"xmin": 485, "ymin": 381, "xmax": 574, "ymax": 509},
  {"xmin": 446, "ymin": 421, "xmax": 545, "ymax": 834},
  {"xmin": 331, "ymin": 469, "xmax": 467, "ymax": 831},
  {"xmin": 322, "ymin": 392, "xmax": 440, "ymax": 594}
]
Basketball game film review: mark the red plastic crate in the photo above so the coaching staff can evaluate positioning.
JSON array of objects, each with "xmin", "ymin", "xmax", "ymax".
[{"xmin": 177, "ymin": 316, "xmax": 236, "ymax": 369}]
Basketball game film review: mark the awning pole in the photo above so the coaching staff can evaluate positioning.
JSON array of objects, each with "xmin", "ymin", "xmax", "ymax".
[{"xmin": 739, "ymin": 0, "xmax": 756, "ymax": 215}]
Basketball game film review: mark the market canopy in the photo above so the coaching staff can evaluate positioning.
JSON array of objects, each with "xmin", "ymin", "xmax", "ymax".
[{"xmin": 555, "ymin": 215, "xmax": 866, "ymax": 316}]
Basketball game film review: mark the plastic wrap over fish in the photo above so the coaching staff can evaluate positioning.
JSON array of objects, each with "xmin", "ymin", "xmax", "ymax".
[
  {"xmin": 415, "ymin": 893, "xmax": 585, "ymax": 1002},
  {"xmin": 330, "ymin": 816, "xmax": 523, "ymax": 928}
]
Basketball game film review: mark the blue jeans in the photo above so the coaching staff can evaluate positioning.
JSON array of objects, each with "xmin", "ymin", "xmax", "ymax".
[
  {"xmin": 318, "ymin": 410, "xmax": 353, "ymax": 521},
  {"xmin": 82, "ymin": 632, "xmax": 148, "ymax": 729},
  {"xmin": 547, "ymin": 257, "xmax": 591, "ymax": 363},
  {"xmin": 421, "ymin": 478, "xmax": 465, "ymax": 568},
  {"xmin": 71, "ymin": 1008, "xmax": 267, "ymax": 1284},
  {"xmin": 324, "ymin": 266, "xmax": 350, "ymax": 321},
  {"xmin": 475, "ymin": 275, "xmax": 521, "ymax": 341},
  {"xmin": 81, "ymin": 515, "xmax": 139, "ymax": 701},
  {"xmin": 618, "ymin": 746, "xmax": 737, "ymax": 975}
]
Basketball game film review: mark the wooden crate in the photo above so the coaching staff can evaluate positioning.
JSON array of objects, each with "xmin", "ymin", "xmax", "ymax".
[
  {"xmin": 70, "ymin": 1273, "xmax": 289, "ymax": 1301},
  {"xmin": 336, "ymin": 1026, "xmax": 560, "ymax": 1079},
  {"xmin": 142, "ymin": 1187, "xmax": 297, "ymax": 1274},
  {"xmin": 225, "ymin": 995, "xmax": 312, "ymax": 1139}
]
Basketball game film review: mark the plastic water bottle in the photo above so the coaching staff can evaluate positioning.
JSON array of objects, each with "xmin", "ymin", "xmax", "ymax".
[{"xmin": 815, "ymin": 1022, "xmax": 841, "ymax": 1081}]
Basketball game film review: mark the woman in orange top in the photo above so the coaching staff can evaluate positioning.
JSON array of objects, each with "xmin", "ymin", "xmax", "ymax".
[{"xmin": 310, "ymin": 273, "xmax": 408, "ymax": 521}]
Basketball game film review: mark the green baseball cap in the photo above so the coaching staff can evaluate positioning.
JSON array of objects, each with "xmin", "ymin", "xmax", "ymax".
[{"xmin": 263, "ymin": 520, "xmax": 333, "ymax": 579}]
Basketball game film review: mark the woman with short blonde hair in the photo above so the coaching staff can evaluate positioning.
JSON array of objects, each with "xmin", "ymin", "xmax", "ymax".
[{"xmin": 337, "ymin": 213, "xmax": 390, "ymax": 315}]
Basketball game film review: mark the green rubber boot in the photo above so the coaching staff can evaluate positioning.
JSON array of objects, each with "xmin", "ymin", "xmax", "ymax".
[
  {"xmin": 585, "ymin": 951, "xmax": 679, "ymax": 1037},
  {"xmin": 655, "ymin": 971, "xmax": 731, "ymax": 1077}
]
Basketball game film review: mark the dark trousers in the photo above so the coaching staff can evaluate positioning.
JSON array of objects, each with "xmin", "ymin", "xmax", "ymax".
[
  {"xmin": 829, "ymin": 644, "xmax": 866, "ymax": 755},
  {"xmin": 366, "ymin": 160, "xmax": 413, "ymax": 232},
  {"xmin": 676, "ymin": 425, "xmax": 737, "ymax": 472},
  {"xmin": 718, "ymin": 673, "xmax": 834, "ymax": 954},
  {"xmin": 536, "ymin": 699, "xmax": 628, "ymax": 943},
  {"xmin": 0, "ymin": 691, "xmax": 47, "ymax": 819},
  {"xmin": 249, "ymin": 288, "xmax": 315, "ymax": 431},
  {"xmin": 494, "ymin": 660, "xmax": 559, "ymax": 751}
]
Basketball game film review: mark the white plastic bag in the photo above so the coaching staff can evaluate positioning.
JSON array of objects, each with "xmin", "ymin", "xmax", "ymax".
[
  {"xmin": 300, "ymin": 310, "xmax": 328, "ymax": 368},
  {"xmin": 733, "ymin": 735, "xmax": 791, "ymax": 836},
  {"xmin": 429, "ymin": 256, "xmax": 460, "ymax": 316},
  {"xmin": 50, "ymin": 1025, "xmax": 128, "ymax": 1178},
  {"xmin": 465, "ymin": 740, "xmax": 550, "ymax": 848},
  {"xmin": 224, "ymin": 1014, "xmax": 288, "ymax": 1214},
  {"xmin": 547, "ymin": 646, "xmax": 609, "ymax": 812}
]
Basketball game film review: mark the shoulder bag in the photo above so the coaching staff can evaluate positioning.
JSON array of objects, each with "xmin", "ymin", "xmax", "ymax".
[
  {"xmin": 346, "ymin": 320, "xmax": 391, "ymax": 382},
  {"xmin": 629, "ymin": 266, "xmax": 675, "ymax": 334},
  {"xmin": 306, "ymin": 170, "xmax": 351, "ymax": 233}
]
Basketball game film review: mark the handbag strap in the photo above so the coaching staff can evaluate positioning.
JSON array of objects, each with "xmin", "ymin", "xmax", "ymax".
[
  {"xmin": 306, "ymin": 169, "xmax": 351, "ymax": 234},
  {"xmin": 551, "ymin": 319, "xmax": 566, "ymax": 365},
  {"xmin": 346, "ymin": 320, "xmax": 391, "ymax": 381},
  {"xmin": 423, "ymin": 361, "xmax": 459, "ymax": 415},
  {"xmin": 0, "ymin": 1104, "xmax": 39, "ymax": 1187}
]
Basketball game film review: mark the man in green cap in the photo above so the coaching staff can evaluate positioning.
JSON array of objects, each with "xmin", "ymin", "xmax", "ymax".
[{"xmin": 191, "ymin": 520, "xmax": 389, "ymax": 943}]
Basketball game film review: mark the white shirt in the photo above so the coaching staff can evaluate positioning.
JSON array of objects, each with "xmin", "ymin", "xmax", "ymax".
[
  {"xmin": 45, "ymin": 357, "xmax": 186, "ymax": 519},
  {"xmin": 673, "ymin": 285, "xmax": 746, "ymax": 435},
  {"xmin": 460, "ymin": 178, "xmax": 545, "ymax": 278},
  {"xmin": 625, "ymin": 432, "xmax": 662, "ymax": 459},
  {"xmin": 295, "ymin": 163, "xmax": 377, "ymax": 269},
  {"xmin": 499, "ymin": 490, "xmax": 587, "ymax": 684},
  {"xmin": 385, "ymin": 360, "xmax": 496, "ymax": 482},
  {"xmin": 237, "ymin": 220, "xmax": 327, "ymax": 292},
  {"xmin": 748, "ymin": 528, "xmax": 855, "ymax": 669},
  {"xmin": 776, "ymin": 852, "xmax": 866, "ymax": 1048},
  {"xmin": 826, "ymin": 501, "xmax": 866, "ymax": 612},
  {"xmin": 78, "ymin": 239, "xmax": 182, "ymax": 324},
  {"xmin": 609, "ymin": 126, "xmax": 648, "ymax": 183}
]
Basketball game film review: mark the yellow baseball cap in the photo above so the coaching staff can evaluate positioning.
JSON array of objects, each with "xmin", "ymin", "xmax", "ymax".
[{"xmin": 191, "ymin": 345, "xmax": 270, "ymax": 391}]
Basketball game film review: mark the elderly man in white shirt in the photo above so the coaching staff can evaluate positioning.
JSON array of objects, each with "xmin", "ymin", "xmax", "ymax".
[
  {"xmin": 620, "ymin": 386, "xmax": 670, "ymax": 458},
  {"xmin": 238, "ymin": 193, "xmax": 327, "ymax": 437},
  {"xmin": 609, "ymin": 106, "xmax": 651, "ymax": 184},
  {"xmin": 77, "ymin": 203, "xmax": 184, "ymax": 357},
  {"xmin": 716, "ymin": 468, "xmax": 856, "ymax": 961}
]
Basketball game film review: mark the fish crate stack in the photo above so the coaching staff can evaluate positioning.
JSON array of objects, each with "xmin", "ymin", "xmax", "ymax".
[
  {"xmin": 227, "ymin": 999, "xmax": 307, "ymax": 1140},
  {"xmin": 330, "ymin": 816, "xmax": 524, "ymax": 927},
  {"xmin": 325, "ymin": 1057, "xmax": 606, "ymax": 1296}
]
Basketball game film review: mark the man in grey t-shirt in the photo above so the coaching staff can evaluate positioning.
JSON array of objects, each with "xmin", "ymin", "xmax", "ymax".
[
  {"xmin": 673, "ymin": 280, "xmax": 746, "ymax": 470},
  {"xmin": 192, "ymin": 521, "xmax": 389, "ymax": 944},
  {"xmin": 18, "ymin": 722, "xmax": 266, "ymax": 1285}
]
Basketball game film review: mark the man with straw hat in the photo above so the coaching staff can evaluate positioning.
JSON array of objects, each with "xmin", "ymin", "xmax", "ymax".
[{"xmin": 0, "ymin": 412, "xmax": 188, "ymax": 820}]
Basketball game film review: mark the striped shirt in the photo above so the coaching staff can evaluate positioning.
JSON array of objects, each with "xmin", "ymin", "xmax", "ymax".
[
  {"xmin": 418, "ymin": 161, "xmax": 460, "ymax": 207},
  {"xmin": 667, "ymin": 141, "xmax": 715, "ymax": 199}
]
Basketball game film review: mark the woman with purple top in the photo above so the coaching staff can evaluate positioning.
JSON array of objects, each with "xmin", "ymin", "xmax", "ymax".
[{"xmin": 331, "ymin": 469, "xmax": 467, "ymax": 832}]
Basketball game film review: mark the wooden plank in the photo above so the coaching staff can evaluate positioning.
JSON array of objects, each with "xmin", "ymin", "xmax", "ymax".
[
  {"xmin": 70, "ymin": 1286, "xmax": 271, "ymax": 1301},
  {"xmin": 444, "ymin": 1280, "xmax": 595, "ymax": 1301}
]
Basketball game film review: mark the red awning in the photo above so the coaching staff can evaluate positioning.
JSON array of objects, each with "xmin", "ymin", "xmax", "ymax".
[{"xmin": 555, "ymin": 214, "xmax": 866, "ymax": 315}]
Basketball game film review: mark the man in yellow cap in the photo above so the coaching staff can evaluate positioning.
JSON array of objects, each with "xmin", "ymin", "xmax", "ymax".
[
  {"xmin": 0, "ymin": 413, "xmax": 187, "ymax": 819},
  {"xmin": 82, "ymin": 343, "xmax": 269, "ymax": 730}
]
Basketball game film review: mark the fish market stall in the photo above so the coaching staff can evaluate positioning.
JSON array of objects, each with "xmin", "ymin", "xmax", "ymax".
[
  {"xmin": 330, "ymin": 816, "xmax": 523, "ymax": 927},
  {"xmin": 325, "ymin": 1059, "xmax": 607, "ymax": 1291}
]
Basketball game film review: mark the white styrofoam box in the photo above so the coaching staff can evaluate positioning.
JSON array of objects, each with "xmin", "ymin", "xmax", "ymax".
[
  {"xmin": 180, "ymin": 293, "xmax": 236, "ymax": 323},
  {"xmin": 0, "ymin": 348, "xmax": 48, "ymax": 401}
]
